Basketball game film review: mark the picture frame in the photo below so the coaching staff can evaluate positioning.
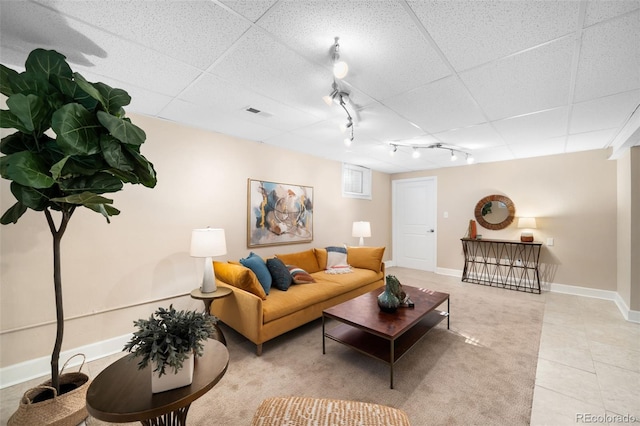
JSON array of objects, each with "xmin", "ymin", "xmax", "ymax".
[{"xmin": 247, "ymin": 179, "xmax": 314, "ymax": 248}]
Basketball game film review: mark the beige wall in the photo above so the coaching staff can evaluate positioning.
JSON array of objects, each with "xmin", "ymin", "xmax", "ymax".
[
  {"xmin": 0, "ymin": 114, "xmax": 391, "ymax": 368},
  {"xmin": 617, "ymin": 146, "xmax": 640, "ymax": 311},
  {"xmin": 392, "ymin": 150, "xmax": 618, "ymax": 290}
]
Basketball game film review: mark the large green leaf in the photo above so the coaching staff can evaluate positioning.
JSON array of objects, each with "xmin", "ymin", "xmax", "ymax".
[
  {"xmin": 51, "ymin": 191, "xmax": 113, "ymax": 206},
  {"xmin": 60, "ymin": 154, "xmax": 107, "ymax": 176},
  {"xmin": 25, "ymin": 49, "xmax": 73, "ymax": 81},
  {"xmin": 5, "ymin": 70, "xmax": 52, "ymax": 97},
  {"xmin": 0, "ymin": 202, "xmax": 28, "ymax": 225},
  {"xmin": 1, "ymin": 132, "xmax": 35, "ymax": 154},
  {"xmin": 50, "ymin": 156, "xmax": 70, "ymax": 180},
  {"xmin": 0, "ymin": 109, "xmax": 29, "ymax": 133},
  {"xmin": 97, "ymin": 111, "xmax": 145, "ymax": 146},
  {"xmin": 50, "ymin": 75, "xmax": 98, "ymax": 111},
  {"xmin": 6, "ymin": 93, "xmax": 49, "ymax": 134},
  {"xmin": 10, "ymin": 182, "xmax": 49, "ymax": 210},
  {"xmin": 51, "ymin": 103, "xmax": 101, "ymax": 155},
  {"xmin": 83, "ymin": 202, "xmax": 120, "ymax": 223},
  {"xmin": 0, "ymin": 64, "xmax": 20, "ymax": 96},
  {"xmin": 100, "ymin": 134, "xmax": 133, "ymax": 171},
  {"xmin": 94, "ymin": 82, "xmax": 130, "ymax": 115},
  {"xmin": 125, "ymin": 146, "xmax": 157, "ymax": 188},
  {"xmin": 59, "ymin": 172, "xmax": 123, "ymax": 194},
  {"xmin": 3, "ymin": 151, "xmax": 55, "ymax": 188}
]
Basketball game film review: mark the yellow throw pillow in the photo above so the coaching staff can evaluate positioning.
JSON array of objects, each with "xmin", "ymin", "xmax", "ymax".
[
  {"xmin": 275, "ymin": 249, "xmax": 321, "ymax": 273},
  {"xmin": 213, "ymin": 261, "xmax": 267, "ymax": 300},
  {"xmin": 314, "ymin": 248, "xmax": 327, "ymax": 270},
  {"xmin": 347, "ymin": 246, "xmax": 385, "ymax": 273}
]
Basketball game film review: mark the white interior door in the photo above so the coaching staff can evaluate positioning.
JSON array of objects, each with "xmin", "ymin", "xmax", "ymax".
[{"xmin": 392, "ymin": 177, "xmax": 437, "ymax": 271}]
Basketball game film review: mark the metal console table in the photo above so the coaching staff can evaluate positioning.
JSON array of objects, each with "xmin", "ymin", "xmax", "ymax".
[{"xmin": 461, "ymin": 238, "xmax": 542, "ymax": 294}]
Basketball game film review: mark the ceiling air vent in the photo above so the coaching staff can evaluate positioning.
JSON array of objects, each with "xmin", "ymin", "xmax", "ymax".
[{"xmin": 243, "ymin": 106, "xmax": 273, "ymax": 118}]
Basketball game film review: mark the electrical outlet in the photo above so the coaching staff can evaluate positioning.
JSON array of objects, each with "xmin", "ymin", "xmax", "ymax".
[
  {"xmin": 444, "ymin": 211, "xmax": 449, "ymax": 218},
  {"xmin": 547, "ymin": 237, "xmax": 554, "ymax": 246},
  {"xmin": 515, "ymin": 259, "xmax": 523, "ymax": 266}
]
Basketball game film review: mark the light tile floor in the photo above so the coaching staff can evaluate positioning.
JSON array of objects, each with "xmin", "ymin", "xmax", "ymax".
[
  {"xmin": 1, "ymin": 290, "xmax": 639, "ymax": 425},
  {"xmin": 530, "ymin": 292, "xmax": 640, "ymax": 425}
]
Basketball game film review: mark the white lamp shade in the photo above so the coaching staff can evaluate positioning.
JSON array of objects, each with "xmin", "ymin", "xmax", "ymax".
[
  {"xmin": 517, "ymin": 218, "xmax": 537, "ymax": 229},
  {"xmin": 190, "ymin": 228, "xmax": 227, "ymax": 258},
  {"xmin": 352, "ymin": 221, "xmax": 371, "ymax": 238}
]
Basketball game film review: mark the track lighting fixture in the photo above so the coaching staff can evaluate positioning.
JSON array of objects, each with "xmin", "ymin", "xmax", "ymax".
[
  {"xmin": 386, "ymin": 142, "xmax": 474, "ymax": 165},
  {"xmin": 331, "ymin": 37, "xmax": 348, "ymax": 79}
]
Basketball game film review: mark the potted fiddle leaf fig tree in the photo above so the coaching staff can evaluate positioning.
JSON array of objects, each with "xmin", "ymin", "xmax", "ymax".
[
  {"xmin": 123, "ymin": 305, "xmax": 215, "ymax": 393},
  {"xmin": 0, "ymin": 48, "xmax": 157, "ymax": 409}
]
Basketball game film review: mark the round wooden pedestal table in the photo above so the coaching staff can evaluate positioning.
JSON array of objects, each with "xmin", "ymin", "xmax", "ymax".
[{"xmin": 86, "ymin": 339, "xmax": 228, "ymax": 425}]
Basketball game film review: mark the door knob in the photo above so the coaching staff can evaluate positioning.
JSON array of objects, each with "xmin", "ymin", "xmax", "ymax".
[{"xmin": 428, "ymin": 229, "xmax": 434, "ymax": 233}]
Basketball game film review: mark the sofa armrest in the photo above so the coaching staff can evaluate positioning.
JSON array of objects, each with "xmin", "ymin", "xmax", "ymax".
[{"xmin": 210, "ymin": 281, "xmax": 264, "ymax": 345}]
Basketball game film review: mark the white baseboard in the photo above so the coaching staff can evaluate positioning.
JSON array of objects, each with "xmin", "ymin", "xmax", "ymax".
[
  {"xmin": 0, "ymin": 333, "xmax": 131, "ymax": 390},
  {"xmin": 436, "ymin": 267, "xmax": 462, "ymax": 277}
]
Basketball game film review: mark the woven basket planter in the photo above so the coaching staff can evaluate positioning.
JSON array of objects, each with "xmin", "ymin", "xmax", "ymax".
[{"xmin": 8, "ymin": 355, "xmax": 90, "ymax": 426}]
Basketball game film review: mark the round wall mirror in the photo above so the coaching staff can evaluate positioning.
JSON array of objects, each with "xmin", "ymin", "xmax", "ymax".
[{"xmin": 474, "ymin": 195, "xmax": 516, "ymax": 230}]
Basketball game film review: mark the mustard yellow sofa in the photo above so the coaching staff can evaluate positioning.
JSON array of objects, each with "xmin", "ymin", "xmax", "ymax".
[{"xmin": 211, "ymin": 247, "xmax": 385, "ymax": 355}]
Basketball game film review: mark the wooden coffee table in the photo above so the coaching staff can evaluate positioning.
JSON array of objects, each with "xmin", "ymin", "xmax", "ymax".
[
  {"xmin": 86, "ymin": 339, "xmax": 229, "ymax": 425},
  {"xmin": 322, "ymin": 285, "xmax": 449, "ymax": 389}
]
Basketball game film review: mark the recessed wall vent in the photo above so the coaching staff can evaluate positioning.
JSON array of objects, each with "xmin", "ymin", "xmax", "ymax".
[{"xmin": 243, "ymin": 106, "xmax": 273, "ymax": 118}]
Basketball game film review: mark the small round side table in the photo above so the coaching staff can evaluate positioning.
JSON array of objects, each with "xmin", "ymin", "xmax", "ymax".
[{"xmin": 190, "ymin": 287, "xmax": 232, "ymax": 345}]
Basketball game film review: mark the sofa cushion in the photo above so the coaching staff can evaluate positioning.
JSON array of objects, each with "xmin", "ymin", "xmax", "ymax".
[
  {"xmin": 347, "ymin": 246, "xmax": 385, "ymax": 273},
  {"xmin": 266, "ymin": 258, "xmax": 292, "ymax": 291},
  {"xmin": 276, "ymin": 249, "xmax": 321, "ymax": 273},
  {"xmin": 287, "ymin": 266, "xmax": 316, "ymax": 284},
  {"xmin": 240, "ymin": 252, "xmax": 272, "ymax": 294},
  {"xmin": 213, "ymin": 261, "xmax": 267, "ymax": 300}
]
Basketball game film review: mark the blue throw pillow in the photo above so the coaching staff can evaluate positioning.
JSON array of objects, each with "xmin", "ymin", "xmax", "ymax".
[
  {"xmin": 240, "ymin": 252, "xmax": 272, "ymax": 294},
  {"xmin": 266, "ymin": 258, "xmax": 292, "ymax": 291}
]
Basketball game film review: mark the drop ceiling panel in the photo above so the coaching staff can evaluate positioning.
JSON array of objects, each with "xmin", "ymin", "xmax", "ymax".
[
  {"xmin": 44, "ymin": 0, "xmax": 250, "ymax": 70},
  {"xmin": 493, "ymin": 108, "xmax": 569, "ymax": 144},
  {"xmin": 178, "ymin": 73, "xmax": 323, "ymax": 131},
  {"xmin": 209, "ymin": 29, "xmax": 332, "ymax": 114},
  {"xmin": 383, "ymin": 76, "xmax": 486, "ymax": 134},
  {"xmin": 566, "ymin": 128, "xmax": 618, "ymax": 152},
  {"xmin": 461, "ymin": 37, "xmax": 574, "ymax": 121},
  {"xmin": 160, "ymin": 99, "xmax": 284, "ymax": 141},
  {"xmin": 584, "ymin": 0, "xmax": 640, "ymax": 26},
  {"xmin": 407, "ymin": 0, "xmax": 580, "ymax": 71},
  {"xmin": 0, "ymin": 1, "xmax": 107, "ymax": 67},
  {"xmin": 256, "ymin": 0, "xmax": 451, "ymax": 100},
  {"xmin": 570, "ymin": 90, "xmax": 640, "ymax": 134},
  {"xmin": 355, "ymin": 104, "xmax": 426, "ymax": 142},
  {"xmin": 573, "ymin": 11, "xmax": 640, "ymax": 102},
  {"xmin": 509, "ymin": 136, "xmax": 566, "ymax": 158},
  {"xmin": 433, "ymin": 123, "xmax": 506, "ymax": 150},
  {"xmin": 219, "ymin": 0, "xmax": 278, "ymax": 22}
]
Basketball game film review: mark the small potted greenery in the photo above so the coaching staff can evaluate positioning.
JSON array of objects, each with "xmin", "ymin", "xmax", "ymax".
[{"xmin": 123, "ymin": 305, "xmax": 215, "ymax": 393}]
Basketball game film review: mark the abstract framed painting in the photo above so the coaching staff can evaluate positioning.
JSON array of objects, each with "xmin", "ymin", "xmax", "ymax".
[{"xmin": 247, "ymin": 179, "xmax": 314, "ymax": 248}]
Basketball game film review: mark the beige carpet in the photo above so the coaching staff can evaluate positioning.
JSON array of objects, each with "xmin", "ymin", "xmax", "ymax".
[{"xmin": 85, "ymin": 267, "xmax": 545, "ymax": 426}]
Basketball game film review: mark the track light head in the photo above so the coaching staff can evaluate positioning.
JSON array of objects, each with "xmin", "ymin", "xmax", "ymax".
[
  {"xmin": 450, "ymin": 150, "xmax": 457, "ymax": 161},
  {"xmin": 332, "ymin": 37, "xmax": 348, "ymax": 79},
  {"xmin": 412, "ymin": 148, "xmax": 421, "ymax": 159}
]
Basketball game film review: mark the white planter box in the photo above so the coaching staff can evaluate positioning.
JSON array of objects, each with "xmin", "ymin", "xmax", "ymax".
[{"xmin": 151, "ymin": 353, "xmax": 194, "ymax": 393}]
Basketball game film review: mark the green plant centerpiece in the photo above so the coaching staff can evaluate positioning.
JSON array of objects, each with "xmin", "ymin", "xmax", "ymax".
[
  {"xmin": 0, "ymin": 48, "xmax": 157, "ymax": 400},
  {"xmin": 378, "ymin": 274, "xmax": 406, "ymax": 313},
  {"xmin": 123, "ymin": 305, "xmax": 215, "ymax": 377}
]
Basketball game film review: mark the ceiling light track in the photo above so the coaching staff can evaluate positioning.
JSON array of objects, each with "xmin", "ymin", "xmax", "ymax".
[
  {"xmin": 388, "ymin": 142, "xmax": 475, "ymax": 164},
  {"xmin": 323, "ymin": 36, "xmax": 354, "ymax": 147}
]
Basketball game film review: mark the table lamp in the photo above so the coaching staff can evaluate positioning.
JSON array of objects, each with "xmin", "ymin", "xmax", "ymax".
[
  {"xmin": 352, "ymin": 221, "xmax": 371, "ymax": 246},
  {"xmin": 517, "ymin": 218, "xmax": 536, "ymax": 242},
  {"xmin": 190, "ymin": 228, "xmax": 227, "ymax": 293}
]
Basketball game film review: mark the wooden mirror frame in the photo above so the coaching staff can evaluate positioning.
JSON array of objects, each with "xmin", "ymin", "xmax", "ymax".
[{"xmin": 474, "ymin": 195, "xmax": 516, "ymax": 230}]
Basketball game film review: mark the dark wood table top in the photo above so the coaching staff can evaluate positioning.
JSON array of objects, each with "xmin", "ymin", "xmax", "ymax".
[
  {"xmin": 323, "ymin": 286, "xmax": 449, "ymax": 339},
  {"xmin": 86, "ymin": 339, "xmax": 229, "ymax": 423}
]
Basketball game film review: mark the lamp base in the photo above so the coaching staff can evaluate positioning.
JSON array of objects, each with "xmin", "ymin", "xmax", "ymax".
[
  {"xmin": 201, "ymin": 257, "xmax": 217, "ymax": 293},
  {"xmin": 520, "ymin": 233, "xmax": 534, "ymax": 243}
]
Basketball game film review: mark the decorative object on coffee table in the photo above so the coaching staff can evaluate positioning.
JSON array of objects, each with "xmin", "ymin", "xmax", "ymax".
[
  {"xmin": 123, "ymin": 305, "xmax": 215, "ymax": 393},
  {"xmin": 377, "ymin": 275, "xmax": 401, "ymax": 313}
]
